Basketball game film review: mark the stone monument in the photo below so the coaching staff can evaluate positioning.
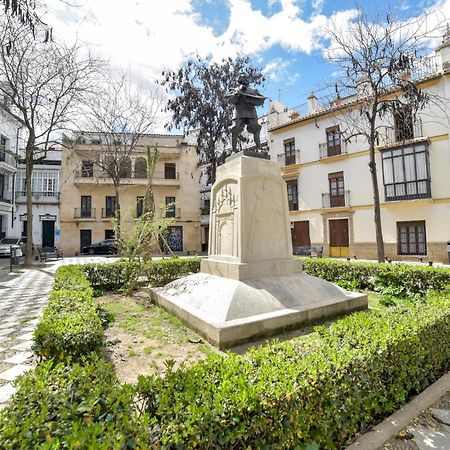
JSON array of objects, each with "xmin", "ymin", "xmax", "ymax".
[{"xmin": 148, "ymin": 79, "xmax": 367, "ymax": 349}]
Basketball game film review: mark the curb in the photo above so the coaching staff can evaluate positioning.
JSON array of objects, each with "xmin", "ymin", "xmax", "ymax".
[{"xmin": 346, "ymin": 370, "xmax": 450, "ymax": 450}]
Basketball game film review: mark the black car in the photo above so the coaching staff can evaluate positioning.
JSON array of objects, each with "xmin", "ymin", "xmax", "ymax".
[{"xmin": 81, "ymin": 239, "xmax": 117, "ymax": 255}]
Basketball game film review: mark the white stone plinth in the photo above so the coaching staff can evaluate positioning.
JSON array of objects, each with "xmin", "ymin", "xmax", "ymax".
[{"xmin": 201, "ymin": 153, "xmax": 295, "ymax": 280}]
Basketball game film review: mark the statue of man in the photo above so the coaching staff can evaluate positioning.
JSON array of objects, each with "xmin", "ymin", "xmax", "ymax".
[{"xmin": 226, "ymin": 76, "xmax": 266, "ymax": 153}]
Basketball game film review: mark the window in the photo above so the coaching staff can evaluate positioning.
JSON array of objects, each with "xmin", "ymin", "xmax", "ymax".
[
  {"xmin": 394, "ymin": 108, "xmax": 414, "ymax": 141},
  {"xmin": 136, "ymin": 196, "xmax": 144, "ymax": 218},
  {"xmin": 284, "ymin": 139, "xmax": 296, "ymax": 165},
  {"xmin": 119, "ymin": 157, "xmax": 132, "ymax": 178},
  {"xmin": 43, "ymin": 177, "xmax": 56, "ymax": 193},
  {"xmin": 165, "ymin": 163, "xmax": 177, "ymax": 179},
  {"xmin": 105, "ymin": 229, "xmax": 115, "ymax": 240},
  {"xmin": 286, "ymin": 180, "xmax": 298, "ymax": 211},
  {"xmin": 382, "ymin": 143, "xmax": 430, "ymax": 201},
  {"xmin": 105, "ymin": 196, "xmax": 116, "ymax": 218},
  {"xmin": 135, "ymin": 157, "xmax": 147, "ymax": 178},
  {"xmin": 328, "ymin": 171, "xmax": 345, "ymax": 207},
  {"xmin": 80, "ymin": 196, "xmax": 92, "ymax": 218},
  {"xmin": 326, "ymin": 126, "xmax": 341, "ymax": 156},
  {"xmin": 397, "ymin": 221, "xmax": 426, "ymax": 255},
  {"xmin": 165, "ymin": 196, "xmax": 176, "ymax": 218},
  {"xmin": 81, "ymin": 160, "xmax": 94, "ymax": 177},
  {"xmin": 0, "ymin": 135, "xmax": 6, "ymax": 161}
]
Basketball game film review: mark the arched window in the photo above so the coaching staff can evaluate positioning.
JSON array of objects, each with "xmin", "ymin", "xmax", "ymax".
[
  {"xmin": 135, "ymin": 157, "xmax": 147, "ymax": 178},
  {"xmin": 119, "ymin": 157, "xmax": 132, "ymax": 178}
]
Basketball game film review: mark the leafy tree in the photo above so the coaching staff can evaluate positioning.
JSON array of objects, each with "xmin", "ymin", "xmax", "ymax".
[
  {"xmin": 0, "ymin": 18, "xmax": 100, "ymax": 264},
  {"xmin": 324, "ymin": 7, "xmax": 445, "ymax": 262},
  {"xmin": 160, "ymin": 55, "xmax": 264, "ymax": 183}
]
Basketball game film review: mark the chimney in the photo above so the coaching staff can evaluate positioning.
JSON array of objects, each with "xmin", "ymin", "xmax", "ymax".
[
  {"xmin": 435, "ymin": 25, "xmax": 450, "ymax": 73},
  {"xmin": 307, "ymin": 92, "xmax": 319, "ymax": 114}
]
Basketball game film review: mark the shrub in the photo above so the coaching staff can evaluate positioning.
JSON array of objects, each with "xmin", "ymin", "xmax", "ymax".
[
  {"xmin": 302, "ymin": 258, "xmax": 450, "ymax": 298},
  {"xmin": 33, "ymin": 268, "xmax": 104, "ymax": 360},
  {"xmin": 0, "ymin": 355, "xmax": 151, "ymax": 449},
  {"xmin": 84, "ymin": 257, "xmax": 202, "ymax": 290},
  {"xmin": 136, "ymin": 293, "xmax": 450, "ymax": 448}
]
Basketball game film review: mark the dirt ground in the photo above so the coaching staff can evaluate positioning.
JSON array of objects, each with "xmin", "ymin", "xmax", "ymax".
[{"xmin": 97, "ymin": 291, "xmax": 220, "ymax": 384}]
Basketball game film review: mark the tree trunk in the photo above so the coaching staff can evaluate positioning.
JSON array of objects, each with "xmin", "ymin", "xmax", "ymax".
[
  {"xmin": 368, "ymin": 141, "xmax": 385, "ymax": 263},
  {"xmin": 25, "ymin": 142, "xmax": 34, "ymax": 265},
  {"xmin": 115, "ymin": 184, "xmax": 121, "ymax": 244}
]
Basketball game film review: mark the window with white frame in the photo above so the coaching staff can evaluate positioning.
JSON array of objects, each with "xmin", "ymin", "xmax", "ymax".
[{"xmin": 16, "ymin": 170, "xmax": 60, "ymax": 196}]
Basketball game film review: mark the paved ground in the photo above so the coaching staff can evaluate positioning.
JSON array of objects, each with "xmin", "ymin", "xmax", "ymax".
[
  {"xmin": 0, "ymin": 256, "xmax": 117, "ymax": 409},
  {"xmin": 382, "ymin": 391, "xmax": 450, "ymax": 450}
]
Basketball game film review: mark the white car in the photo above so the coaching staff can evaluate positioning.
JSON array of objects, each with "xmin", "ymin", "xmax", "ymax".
[{"xmin": 0, "ymin": 238, "xmax": 25, "ymax": 257}]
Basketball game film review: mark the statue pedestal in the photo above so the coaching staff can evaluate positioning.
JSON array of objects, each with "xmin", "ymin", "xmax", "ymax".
[
  {"xmin": 201, "ymin": 153, "xmax": 299, "ymax": 280},
  {"xmin": 149, "ymin": 153, "xmax": 367, "ymax": 349}
]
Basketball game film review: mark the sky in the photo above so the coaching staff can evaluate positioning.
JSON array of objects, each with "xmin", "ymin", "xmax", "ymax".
[{"xmin": 43, "ymin": 0, "xmax": 450, "ymax": 125}]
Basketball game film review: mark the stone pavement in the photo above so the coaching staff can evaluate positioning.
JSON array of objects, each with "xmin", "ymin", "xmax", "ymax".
[
  {"xmin": 382, "ymin": 390, "xmax": 450, "ymax": 450},
  {"xmin": 0, "ymin": 256, "xmax": 118, "ymax": 409}
]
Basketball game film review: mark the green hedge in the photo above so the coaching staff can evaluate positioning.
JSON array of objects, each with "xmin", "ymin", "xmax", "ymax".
[
  {"xmin": 33, "ymin": 266, "xmax": 104, "ymax": 360},
  {"xmin": 83, "ymin": 257, "xmax": 202, "ymax": 290},
  {"xmin": 136, "ymin": 293, "xmax": 450, "ymax": 448},
  {"xmin": 302, "ymin": 258, "xmax": 450, "ymax": 297},
  {"xmin": 0, "ymin": 355, "xmax": 150, "ymax": 449}
]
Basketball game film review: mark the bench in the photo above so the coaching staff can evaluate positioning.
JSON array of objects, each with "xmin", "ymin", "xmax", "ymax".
[
  {"xmin": 38, "ymin": 247, "xmax": 64, "ymax": 262},
  {"xmin": 293, "ymin": 246, "xmax": 323, "ymax": 258}
]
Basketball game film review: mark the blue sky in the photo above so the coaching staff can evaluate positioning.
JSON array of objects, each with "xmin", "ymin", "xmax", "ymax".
[{"xmin": 45, "ymin": 0, "xmax": 449, "ymax": 119}]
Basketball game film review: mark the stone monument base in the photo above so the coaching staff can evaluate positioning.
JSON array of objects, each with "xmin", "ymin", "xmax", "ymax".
[{"xmin": 148, "ymin": 272, "xmax": 367, "ymax": 349}]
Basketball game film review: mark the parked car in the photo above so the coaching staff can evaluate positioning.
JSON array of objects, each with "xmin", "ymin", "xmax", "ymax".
[
  {"xmin": 81, "ymin": 239, "xmax": 117, "ymax": 255},
  {"xmin": 0, "ymin": 237, "xmax": 26, "ymax": 257}
]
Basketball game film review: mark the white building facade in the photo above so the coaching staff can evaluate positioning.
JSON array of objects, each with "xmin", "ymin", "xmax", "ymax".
[
  {"xmin": 11, "ymin": 148, "xmax": 61, "ymax": 248},
  {"xmin": 0, "ymin": 109, "xmax": 20, "ymax": 239},
  {"xmin": 268, "ymin": 36, "xmax": 450, "ymax": 263}
]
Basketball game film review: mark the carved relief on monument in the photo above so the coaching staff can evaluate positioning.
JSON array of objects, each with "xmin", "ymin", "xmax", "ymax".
[
  {"xmin": 211, "ymin": 181, "xmax": 239, "ymax": 258},
  {"xmin": 246, "ymin": 177, "xmax": 287, "ymax": 260}
]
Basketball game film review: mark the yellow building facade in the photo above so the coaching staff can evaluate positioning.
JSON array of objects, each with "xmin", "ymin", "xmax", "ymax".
[{"xmin": 60, "ymin": 133, "xmax": 201, "ymax": 255}]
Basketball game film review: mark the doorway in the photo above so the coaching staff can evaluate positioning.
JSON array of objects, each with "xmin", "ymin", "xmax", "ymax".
[
  {"xmin": 291, "ymin": 221, "xmax": 311, "ymax": 248},
  {"xmin": 42, "ymin": 221, "xmax": 55, "ymax": 248},
  {"xmin": 80, "ymin": 229, "xmax": 92, "ymax": 252},
  {"xmin": 329, "ymin": 219, "xmax": 349, "ymax": 257}
]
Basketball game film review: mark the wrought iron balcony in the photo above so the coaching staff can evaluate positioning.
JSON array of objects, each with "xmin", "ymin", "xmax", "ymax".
[
  {"xmin": 322, "ymin": 191, "xmax": 351, "ymax": 208},
  {"xmin": 74, "ymin": 207, "xmax": 96, "ymax": 219},
  {"xmin": 165, "ymin": 207, "xmax": 181, "ymax": 219},
  {"xmin": 319, "ymin": 142, "xmax": 347, "ymax": 159},
  {"xmin": 277, "ymin": 149, "xmax": 300, "ymax": 166},
  {"xmin": 378, "ymin": 119, "xmax": 424, "ymax": 146}
]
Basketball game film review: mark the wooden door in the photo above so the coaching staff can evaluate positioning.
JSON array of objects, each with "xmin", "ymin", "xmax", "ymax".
[
  {"xmin": 42, "ymin": 221, "xmax": 55, "ymax": 248},
  {"xmin": 80, "ymin": 229, "xmax": 92, "ymax": 252},
  {"xmin": 291, "ymin": 221, "xmax": 311, "ymax": 248},
  {"xmin": 329, "ymin": 219, "xmax": 349, "ymax": 257}
]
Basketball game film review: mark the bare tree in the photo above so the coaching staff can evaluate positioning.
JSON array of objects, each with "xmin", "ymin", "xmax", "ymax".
[
  {"xmin": 324, "ymin": 7, "xmax": 445, "ymax": 262},
  {"xmin": 0, "ymin": 17, "xmax": 100, "ymax": 264},
  {"xmin": 80, "ymin": 73, "xmax": 162, "ymax": 242}
]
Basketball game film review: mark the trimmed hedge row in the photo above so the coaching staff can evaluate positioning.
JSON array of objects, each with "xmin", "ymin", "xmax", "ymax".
[
  {"xmin": 136, "ymin": 293, "xmax": 450, "ymax": 448},
  {"xmin": 0, "ymin": 355, "xmax": 150, "ymax": 449},
  {"xmin": 83, "ymin": 257, "xmax": 202, "ymax": 290},
  {"xmin": 33, "ymin": 265, "xmax": 104, "ymax": 360},
  {"xmin": 302, "ymin": 258, "xmax": 450, "ymax": 297}
]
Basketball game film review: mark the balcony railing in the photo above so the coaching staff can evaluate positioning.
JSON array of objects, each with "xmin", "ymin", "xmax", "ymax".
[
  {"xmin": 0, "ymin": 191, "xmax": 12, "ymax": 203},
  {"xmin": 378, "ymin": 119, "xmax": 424, "ymax": 146},
  {"xmin": 322, "ymin": 191, "xmax": 351, "ymax": 208},
  {"xmin": 16, "ymin": 191, "xmax": 59, "ymax": 200},
  {"xmin": 74, "ymin": 169, "xmax": 180, "ymax": 180},
  {"xmin": 74, "ymin": 207, "xmax": 96, "ymax": 219},
  {"xmin": 0, "ymin": 150, "xmax": 16, "ymax": 167},
  {"xmin": 165, "ymin": 207, "xmax": 181, "ymax": 219},
  {"xmin": 102, "ymin": 208, "xmax": 116, "ymax": 219},
  {"xmin": 277, "ymin": 149, "xmax": 300, "ymax": 166},
  {"xmin": 319, "ymin": 142, "xmax": 347, "ymax": 159}
]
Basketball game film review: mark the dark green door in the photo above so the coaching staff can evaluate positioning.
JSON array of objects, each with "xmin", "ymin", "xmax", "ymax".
[{"xmin": 42, "ymin": 221, "xmax": 55, "ymax": 248}]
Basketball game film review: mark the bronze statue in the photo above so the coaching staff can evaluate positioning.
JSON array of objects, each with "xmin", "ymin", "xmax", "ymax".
[{"xmin": 226, "ymin": 76, "xmax": 266, "ymax": 153}]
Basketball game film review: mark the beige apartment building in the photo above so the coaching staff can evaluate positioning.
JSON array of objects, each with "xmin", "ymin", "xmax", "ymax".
[
  {"xmin": 60, "ymin": 132, "xmax": 201, "ymax": 255},
  {"xmin": 268, "ymin": 33, "xmax": 450, "ymax": 263}
]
